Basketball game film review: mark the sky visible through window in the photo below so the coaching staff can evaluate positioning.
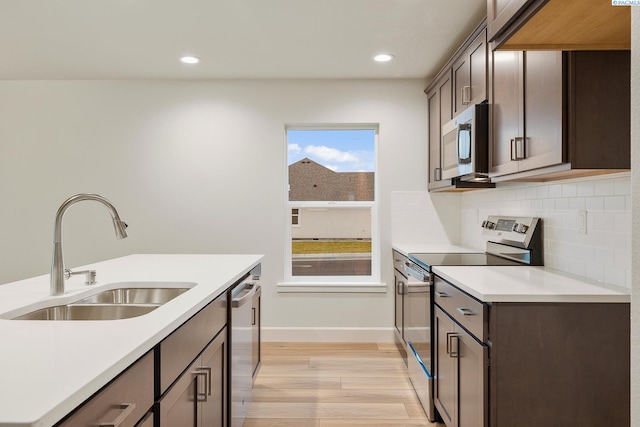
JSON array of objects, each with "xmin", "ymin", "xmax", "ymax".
[{"xmin": 287, "ymin": 129, "xmax": 375, "ymax": 172}]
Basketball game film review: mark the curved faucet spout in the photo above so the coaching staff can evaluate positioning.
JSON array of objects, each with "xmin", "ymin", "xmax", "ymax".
[{"xmin": 50, "ymin": 193, "xmax": 128, "ymax": 296}]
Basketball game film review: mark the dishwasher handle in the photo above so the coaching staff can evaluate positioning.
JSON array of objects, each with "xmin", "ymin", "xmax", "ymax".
[{"xmin": 231, "ymin": 282, "xmax": 259, "ymax": 308}]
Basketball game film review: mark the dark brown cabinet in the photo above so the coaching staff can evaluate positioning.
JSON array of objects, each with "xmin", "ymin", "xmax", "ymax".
[
  {"xmin": 452, "ymin": 29, "xmax": 487, "ymax": 115},
  {"xmin": 433, "ymin": 274, "xmax": 630, "ymax": 427},
  {"xmin": 56, "ymin": 351, "xmax": 154, "ymax": 427},
  {"xmin": 487, "ymin": 0, "xmax": 530, "ymax": 42},
  {"xmin": 427, "ymin": 71, "xmax": 452, "ymax": 189},
  {"xmin": 489, "ymin": 49, "xmax": 630, "ymax": 181},
  {"xmin": 157, "ymin": 328, "xmax": 227, "ymax": 427},
  {"xmin": 434, "ymin": 283, "xmax": 488, "ymax": 427}
]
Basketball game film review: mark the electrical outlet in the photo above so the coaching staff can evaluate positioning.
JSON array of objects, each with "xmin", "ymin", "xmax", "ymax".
[{"xmin": 577, "ymin": 210, "xmax": 587, "ymax": 235}]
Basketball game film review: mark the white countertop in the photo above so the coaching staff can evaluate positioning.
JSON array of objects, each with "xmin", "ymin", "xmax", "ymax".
[
  {"xmin": 433, "ymin": 266, "xmax": 630, "ymax": 303},
  {"xmin": 0, "ymin": 253, "xmax": 263, "ymax": 427}
]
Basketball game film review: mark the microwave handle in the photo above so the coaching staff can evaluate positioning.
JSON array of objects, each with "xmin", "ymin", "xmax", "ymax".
[{"xmin": 457, "ymin": 123, "xmax": 472, "ymax": 164}]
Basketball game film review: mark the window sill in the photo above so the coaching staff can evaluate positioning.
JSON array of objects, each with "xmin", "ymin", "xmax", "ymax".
[{"xmin": 276, "ymin": 282, "xmax": 388, "ymax": 293}]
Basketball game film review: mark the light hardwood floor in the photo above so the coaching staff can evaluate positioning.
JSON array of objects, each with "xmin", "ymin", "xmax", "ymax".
[{"xmin": 245, "ymin": 342, "xmax": 445, "ymax": 427}]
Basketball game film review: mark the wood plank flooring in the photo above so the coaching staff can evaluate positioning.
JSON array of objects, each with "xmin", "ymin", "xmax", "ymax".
[{"xmin": 245, "ymin": 343, "xmax": 445, "ymax": 427}]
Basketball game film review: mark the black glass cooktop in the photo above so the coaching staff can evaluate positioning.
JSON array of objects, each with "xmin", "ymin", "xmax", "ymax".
[{"xmin": 408, "ymin": 252, "xmax": 521, "ymax": 271}]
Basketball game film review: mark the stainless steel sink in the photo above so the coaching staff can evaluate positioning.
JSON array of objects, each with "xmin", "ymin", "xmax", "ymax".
[
  {"xmin": 74, "ymin": 287, "xmax": 189, "ymax": 304},
  {"xmin": 4, "ymin": 282, "xmax": 197, "ymax": 321},
  {"xmin": 12, "ymin": 304, "xmax": 158, "ymax": 320}
]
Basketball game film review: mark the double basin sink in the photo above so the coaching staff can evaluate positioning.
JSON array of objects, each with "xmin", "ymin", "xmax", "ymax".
[{"xmin": 3, "ymin": 282, "xmax": 196, "ymax": 321}]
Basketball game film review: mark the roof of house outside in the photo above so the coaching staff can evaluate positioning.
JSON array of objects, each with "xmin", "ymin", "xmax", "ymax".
[{"xmin": 289, "ymin": 158, "xmax": 374, "ymax": 201}]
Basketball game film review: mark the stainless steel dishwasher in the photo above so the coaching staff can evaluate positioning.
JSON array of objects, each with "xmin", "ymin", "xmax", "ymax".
[{"xmin": 230, "ymin": 264, "xmax": 261, "ymax": 427}]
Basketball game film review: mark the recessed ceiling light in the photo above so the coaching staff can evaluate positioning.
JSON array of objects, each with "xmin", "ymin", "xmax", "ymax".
[
  {"xmin": 180, "ymin": 56, "xmax": 200, "ymax": 64},
  {"xmin": 374, "ymin": 54, "xmax": 394, "ymax": 62}
]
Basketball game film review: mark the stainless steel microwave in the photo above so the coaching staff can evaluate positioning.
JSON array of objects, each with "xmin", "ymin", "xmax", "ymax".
[{"xmin": 440, "ymin": 103, "xmax": 489, "ymax": 181}]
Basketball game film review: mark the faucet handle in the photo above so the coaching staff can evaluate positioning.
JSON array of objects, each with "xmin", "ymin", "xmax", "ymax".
[{"xmin": 64, "ymin": 269, "xmax": 97, "ymax": 286}]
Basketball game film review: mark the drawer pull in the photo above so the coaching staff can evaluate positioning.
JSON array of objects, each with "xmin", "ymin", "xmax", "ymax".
[
  {"xmin": 99, "ymin": 403, "xmax": 136, "ymax": 427},
  {"xmin": 456, "ymin": 307, "xmax": 476, "ymax": 316},
  {"xmin": 435, "ymin": 291, "xmax": 450, "ymax": 298},
  {"xmin": 194, "ymin": 367, "xmax": 212, "ymax": 402},
  {"xmin": 446, "ymin": 332, "xmax": 459, "ymax": 358}
]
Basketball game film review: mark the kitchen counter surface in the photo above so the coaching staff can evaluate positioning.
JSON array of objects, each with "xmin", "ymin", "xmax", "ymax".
[
  {"xmin": 433, "ymin": 265, "xmax": 630, "ymax": 303},
  {"xmin": 0, "ymin": 253, "xmax": 263, "ymax": 427}
]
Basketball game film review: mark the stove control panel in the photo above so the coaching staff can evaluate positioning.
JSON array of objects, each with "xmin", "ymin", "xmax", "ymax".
[{"xmin": 481, "ymin": 215, "xmax": 540, "ymax": 246}]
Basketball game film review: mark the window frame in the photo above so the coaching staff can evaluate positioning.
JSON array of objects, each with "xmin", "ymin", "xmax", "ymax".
[{"xmin": 280, "ymin": 124, "xmax": 382, "ymax": 292}]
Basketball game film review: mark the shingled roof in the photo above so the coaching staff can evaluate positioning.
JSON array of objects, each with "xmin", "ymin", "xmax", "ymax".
[{"xmin": 289, "ymin": 158, "xmax": 374, "ymax": 201}]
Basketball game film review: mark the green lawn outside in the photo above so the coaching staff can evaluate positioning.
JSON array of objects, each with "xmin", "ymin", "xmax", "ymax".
[{"xmin": 292, "ymin": 241, "xmax": 371, "ymax": 254}]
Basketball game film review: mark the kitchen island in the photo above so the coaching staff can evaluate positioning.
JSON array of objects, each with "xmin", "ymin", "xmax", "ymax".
[{"xmin": 0, "ymin": 253, "xmax": 263, "ymax": 427}]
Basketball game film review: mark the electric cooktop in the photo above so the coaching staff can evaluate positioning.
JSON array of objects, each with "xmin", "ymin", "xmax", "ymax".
[{"xmin": 407, "ymin": 252, "xmax": 522, "ymax": 271}]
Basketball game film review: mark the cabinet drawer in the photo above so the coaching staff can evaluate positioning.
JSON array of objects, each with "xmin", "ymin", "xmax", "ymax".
[
  {"xmin": 158, "ymin": 291, "xmax": 228, "ymax": 395},
  {"xmin": 434, "ymin": 276, "xmax": 487, "ymax": 341},
  {"xmin": 57, "ymin": 351, "xmax": 154, "ymax": 427}
]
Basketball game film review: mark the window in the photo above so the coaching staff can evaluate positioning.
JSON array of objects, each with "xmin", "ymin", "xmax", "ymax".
[{"xmin": 284, "ymin": 126, "xmax": 379, "ymax": 287}]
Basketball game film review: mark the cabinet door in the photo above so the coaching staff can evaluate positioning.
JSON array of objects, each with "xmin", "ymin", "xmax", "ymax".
[
  {"xmin": 159, "ymin": 330, "xmax": 228, "ymax": 427},
  {"xmin": 457, "ymin": 327, "xmax": 488, "ymax": 427},
  {"xmin": 434, "ymin": 306, "xmax": 457, "ymax": 427},
  {"xmin": 427, "ymin": 87, "xmax": 441, "ymax": 185},
  {"xmin": 439, "ymin": 71, "xmax": 453, "ymax": 128},
  {"xmin": 520, "ymin": 50, "xmax": 563, "ymax": 172},
  {"xmin": 158, "ymin": 355, "xmax": 200, "ymax": 427},
  {"xmin": 487, "ymin": 0, "xmax": 530, "ymax": 41},
  {"xmin": 489, "ymin": 50, "xmax": 523, "ymax": 177},
  {"xmin": 394, "ymin": 271, "xmax": 404, "ymax": 341},
  {"xmin": 452, "ymin": 54, "xmax": 469, "ymax": 116},
  {"xmin": 201, "ymin": 328, "xmax": 228, "ymax": 427},
  {"xmin": 468, "ymin": 30, "xmax": 487, "ymax": 105}
]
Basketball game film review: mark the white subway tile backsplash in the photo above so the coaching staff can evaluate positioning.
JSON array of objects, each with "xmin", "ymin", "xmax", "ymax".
[
  {"xmin": 548, "ymin": 184, "xmax": 562, "ymax": 198},
  {"xmin": 585, "ymin": 196, "xmax": 604, "ymax": 211},
  {"xmin": 459, "ymin": 174, "xmax": 630, "ymax": 287},
  {"xmin": 561, "ymin": 183, "xmax": 577, "ymax": 197},
  {"xmin": 604, "ymin": 196, "xmax": 626, "ymax": 212}
]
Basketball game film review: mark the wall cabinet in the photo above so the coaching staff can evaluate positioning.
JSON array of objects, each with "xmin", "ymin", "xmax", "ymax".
[
  {"xmin": 433, "ymin": 275, "xmax": 630, "ymax": 427},
  {"xmin": 452, "ymin": 29, "xmax": 487, "ymax": 115},
  {"xmin": 486, "ymin": 0, "xmax": 530, "ymax": 42},
  {"xmin": 489, "ymin": 49, "xmax": 630, "ymax": 181},
  {"xmin": 426, "ymin": 20, "xmax": 494, "ymax": 192},
  {"xmin": 427, "ymin": 70, "xmax": 452, "ymax": 190}
]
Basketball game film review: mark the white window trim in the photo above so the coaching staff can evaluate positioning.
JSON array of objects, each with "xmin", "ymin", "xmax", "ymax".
[{"xmin": 283, "ymin": 124, "xmax": 381, "ymax": 292}]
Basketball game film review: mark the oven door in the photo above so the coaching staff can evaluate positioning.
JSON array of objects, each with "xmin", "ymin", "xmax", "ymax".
[{"xmin": 404, "ymin": 277, "xmax": 435, "ymax": 422}]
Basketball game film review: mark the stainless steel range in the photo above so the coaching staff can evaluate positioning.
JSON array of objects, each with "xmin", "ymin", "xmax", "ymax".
[{"xmin": 401, "ymin": 215, "xmax": 542, "ymax": 422}]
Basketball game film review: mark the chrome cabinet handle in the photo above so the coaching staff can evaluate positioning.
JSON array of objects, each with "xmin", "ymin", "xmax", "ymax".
[
  {"xmin": 194, "ymin": 367, "xmax": 212, "ymax": 402},
  {"xmin": 99, "ymin": 403, "xmax": 136, "ymax": 427},
  {"xmin": 434, "ymin": 167, "xmax": 442, "ymax": 182},
  {"xmin": 462, "ymin": 85, "xmax": 471, "ymax": 104},
  {"xmin": 510, "ymin": 136, "xmax": 526, "ymax": 161},
  {"xmin": 456, "ymin": 307, "xmax": 476, "ymax": 316},
  {"xmin": 445, "ymin": 332, "xmax": 459, "ymax": 358},
  {"xmin": 435, "ymin": 291, "xmax": 450, "ymax": 298}
]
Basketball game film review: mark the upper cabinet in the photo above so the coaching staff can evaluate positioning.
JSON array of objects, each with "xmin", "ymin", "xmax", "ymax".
[
  {"xmin": 488, "ymin": 0, "xmax": 630, "ymax": 51},
  {"xmin": 489, "ymin": 50, "xmax": 630, "ymax": 181},
  {"xmin": 425, "ymin": 20, "xmax": 495, "ymax": 192},
  {"xmin": 452, "ymin": 29, "xmax": 487, "ymax": 116}
]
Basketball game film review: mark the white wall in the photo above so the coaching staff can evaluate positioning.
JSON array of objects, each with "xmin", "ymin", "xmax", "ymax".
[{"xmin": 0, "ymin": 79, "xmax": 429, "ymax": 340}]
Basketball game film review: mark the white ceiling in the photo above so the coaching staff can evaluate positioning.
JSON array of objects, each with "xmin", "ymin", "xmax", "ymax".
[{"xmin": 0, "ymin": 0, "xmax": 486, "ymax": 80}]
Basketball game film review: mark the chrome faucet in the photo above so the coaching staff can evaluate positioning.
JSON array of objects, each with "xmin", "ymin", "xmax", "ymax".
[{"xmin": 50, "ymin": 194, "xmax": 128, "ymax": 296}]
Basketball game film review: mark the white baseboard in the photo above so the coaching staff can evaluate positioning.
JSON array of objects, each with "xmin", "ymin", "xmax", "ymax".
[{"xmin": 262, "ymin": 327, "xmax": 395, "ymax": 343}]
